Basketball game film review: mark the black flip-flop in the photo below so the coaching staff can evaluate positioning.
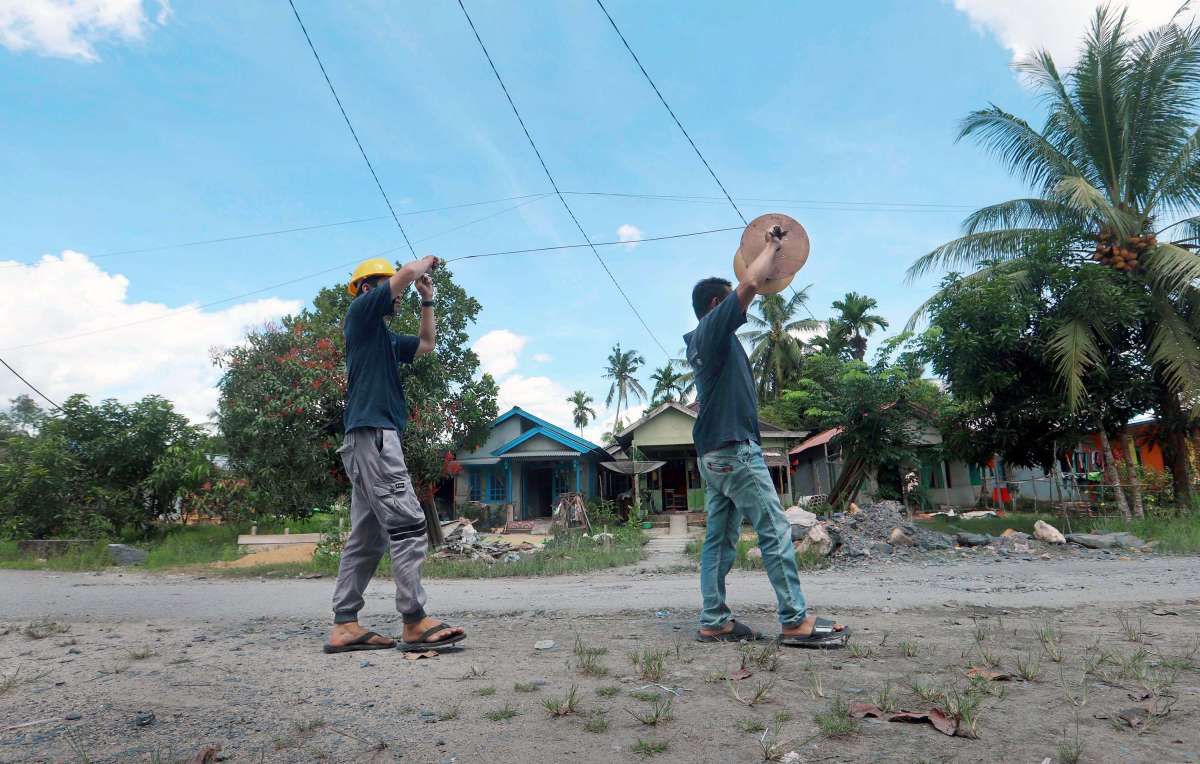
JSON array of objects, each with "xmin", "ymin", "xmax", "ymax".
[
  {"xmin": 695, "ymin": 619, "xmax": 765, "ymax": 643},
  {"xmin": 322, "ymin": 630, "xmax": 395, "ymax": 654},
  {"xmin": 398, "ymin": 623, "xmax": 466, "ymax": 652},
  {"xmin": 778, "ymin": 617, "xmax": 849, "ymax": 649}
]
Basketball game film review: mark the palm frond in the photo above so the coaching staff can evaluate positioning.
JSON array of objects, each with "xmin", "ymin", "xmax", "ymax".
[
  {"xmin": 957, "ymin": 106, "xmax": 1087, "ymax": 195},
  {"xmin": 1147, "ymin": 298, "xmax": 1200, "ymax": 408},
  {"xmin": 1071, "ymin": 4, "xmax": 1134, "ymax": 196},
  {"xmin": 1054, "ymin": 176, "xmax": 1125, "ymax": 232},
  {"xmin": 907, "ymin": 228, "xmax": 1049, "ymax": 282},
  {"xmin": 1046, "ymin": 318, "xmax": 1104, "ymax": 411},
  {"xmin": 962, "ymin": 197, "xmax": 1092, "ymax": 235},
  {"xmin": 1143, "ymin": 242, "xmax": 1200, "ymax": 295}
]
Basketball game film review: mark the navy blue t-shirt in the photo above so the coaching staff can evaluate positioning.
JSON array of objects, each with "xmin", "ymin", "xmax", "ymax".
[
  {"xmin": 683, "ymin": 291, "xmax": 761, "ymax": 456},
  {"xmin": 342, "ymin": 281, "xmax": 420, "ymax": 433}
]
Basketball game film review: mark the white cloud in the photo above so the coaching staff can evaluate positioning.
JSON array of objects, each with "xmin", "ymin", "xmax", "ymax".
[
  {"xmin": 950, "ymin": 0, "xmax": 1196, "ymax": 69},
  {"xmin": 0, "ymin": 250, "xmax": 300, "ymax": 422},
  {"xmin": 472, "ymin": 329, "xmax": 527, "ymax": 378},
  {"xmin": 496, "ymin": 373, "xmax": 577, "ymax": 431},
  {"xmin": 0, "ymin": 0, "xmax": 170, "ymax": 62},
  {"xmin": 617, "ymin": 223, "xmax": 644, "ymax": 251},
  {"xmin": 531, "ymin": 352, "xmax": 552, "ymax": 363}
]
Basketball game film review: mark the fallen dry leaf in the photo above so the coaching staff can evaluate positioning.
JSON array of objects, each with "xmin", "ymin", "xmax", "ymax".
[
  {"xmin": 729, "ymin": 667, "xmax": 753, "ymax": 681},
  {"xmin": 186, "ymin": 745, "xmax": 222, "ymax": 764},
  {"xmin": 848, "ymin": 702, "xmax": 957, "ymax": 736},
  {"xmin": 1117, "ymin": 706, "xmax": 1150, "ymax": 729},
  {"xmin": 402, "ymin": 650, "xmax": 440, "ymax": 662},
  {"xmin": 1151, "ymin": 608, "xmax": 1178, "ymax": 616},
  {"xmin": 965, "ymin": 667, "xmax": 1012, "ymax": 681}
]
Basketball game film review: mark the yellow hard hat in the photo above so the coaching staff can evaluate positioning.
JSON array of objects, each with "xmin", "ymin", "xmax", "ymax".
[{"xmin": 347, "ymin": 258, "xmax": 396, "ymax": 295}]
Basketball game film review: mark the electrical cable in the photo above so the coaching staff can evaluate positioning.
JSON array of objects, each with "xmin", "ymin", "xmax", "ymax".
[
  {"xmin": 0, "ymin": 355, "xmax": 62, "ymax": 411},
  {"xmin": 286, "ymin": 0, "xmax": 416, "ymax": 257},
  {"xmin": 454, "ymin": 0, "xmax": 670, "ymax": 358}
]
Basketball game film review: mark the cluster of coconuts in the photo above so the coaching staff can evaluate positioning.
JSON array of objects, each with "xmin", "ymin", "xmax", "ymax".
[{"xmin": 1093, "ymin": 228, "xmax": 1156, "ymax": 272}]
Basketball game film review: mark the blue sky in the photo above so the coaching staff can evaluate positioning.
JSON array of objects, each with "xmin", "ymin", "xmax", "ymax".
[{"xmin": 0, "ymin": 1, "xmax": 1183, "ymax": 438}]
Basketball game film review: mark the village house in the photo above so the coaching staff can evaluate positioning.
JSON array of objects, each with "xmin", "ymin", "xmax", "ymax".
[
  {"xmin": 609, "ymin": 401, "xmax": 807, "ymax": 513},
  {"xmin": 452, "ymin": 407, "xmax": 609, "ymax": 520},
  {"xmin": 788, "ymin": 419, "xmax": 982, "ymax": 509}
]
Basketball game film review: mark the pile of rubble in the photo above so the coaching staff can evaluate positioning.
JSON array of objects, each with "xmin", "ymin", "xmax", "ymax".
[
  {"xmin": 779, "ymin": 500, "xmax": 1149, "ymax": 563},
  {"xmin": 430, "ymin": 519, "xmax": 536, "ymax": 563}
]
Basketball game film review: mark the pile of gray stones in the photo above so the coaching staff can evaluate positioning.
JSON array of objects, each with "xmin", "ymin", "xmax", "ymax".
[{"xmin": 790, "ymin": 500, "xmax": 1150, "ymax": 564}]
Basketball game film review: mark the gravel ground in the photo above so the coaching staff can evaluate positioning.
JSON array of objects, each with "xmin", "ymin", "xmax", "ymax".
[{"xmin": 2, "ymin": 555, "xmax": 1199, "ymax": 763}]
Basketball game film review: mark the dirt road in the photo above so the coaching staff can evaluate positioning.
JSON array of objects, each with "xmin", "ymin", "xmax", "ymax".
[
  {"xmin": 2, "ymin": 556, "xmax": 1199, "ymax": 763},
  {"xmin": 4, "ymin": 554, "xmax": 1198, "ymax": 623}
]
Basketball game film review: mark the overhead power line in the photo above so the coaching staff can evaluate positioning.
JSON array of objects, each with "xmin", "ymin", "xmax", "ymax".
[
  {"xmin": 0, "ymin": 355, "xmax": 62, "ymax": 411},
  {"xmin": 0, "ymin": 225, "xmax": 739, "ymax": 351},
  {"xmin": 593, "ymin": 0, "xmax": 820, "ymax": 319},
  {"xmin": 594, "ymin": 0, "xmax": 747, "ymax": 226},
  {"xmin": 286, "ymin": 0, "xmax": 416, "ymax": 257},
  {"xmin": 454, "ymin": 0, "xmax": 669, "ymax": 357}
]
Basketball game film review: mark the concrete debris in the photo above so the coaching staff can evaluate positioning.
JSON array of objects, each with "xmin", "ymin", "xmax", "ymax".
[
  {"xmin": 107, "ymin": 544, "xmax": 148, "ymax": 566},
  {"xmin": 783, "ymin": 507, "xmax": 818, "ymax": 528},
  {"xmin": 794, "ymin": 524, "xmax": 834, "ymax": 557},
  {"xmin": 433, "ymin": 519, "xmax": 536, "ymax": 562},
  {"xmin": 1066, "ymin": 532, "xmax": 1147, "ymax": 550},
  {"xmin": 889, "ymin": 527, "xmax": 916, "ymax": 546},
  {"xmin": 954, "ymin": 532, "xmax": 994, "ymax": 548},
  {"xmin": 1034, "ymin": 520, "xmax": 1066, "ymax": 544},
  {"xmin": 533, "ymin": 640, "xmax": 556, "ymax": 651}
]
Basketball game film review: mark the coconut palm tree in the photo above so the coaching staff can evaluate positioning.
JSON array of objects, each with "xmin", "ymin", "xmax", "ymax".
[
  {"xmin": 649, "ymin": 362, "xmax": 689, "ymax": 405},
  {"xmin": 603, "ymin": 344, "xmax": 647, "ymax": 433},
  {"xmin": 567, "ymin": 390, "xmax": 597, "ymax": 436},
  {"xmin": 831, "ymin": 292, "xmax": 889, "ymax": 361},
  {"xmin": 907, "ymin": 6, "xmax": 1200, "ymax": 505},
  {"xmin": 739, "ymin": 286, "xmax": 821, "ymax": 400}
]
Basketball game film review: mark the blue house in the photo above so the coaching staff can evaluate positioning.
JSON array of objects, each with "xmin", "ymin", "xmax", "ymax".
[{"xmin": 452, "ymin": 407, "xmax": 609, "ymax": 519}]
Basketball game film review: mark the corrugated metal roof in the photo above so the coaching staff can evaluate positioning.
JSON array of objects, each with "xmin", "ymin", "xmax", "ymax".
[
  {"xmin": 789, "ymin": 427, "xmax": 842, "ymax": 456},
  {"xmin": 500, "ymin": 451, "xmax": 582, "ymax": 459}
]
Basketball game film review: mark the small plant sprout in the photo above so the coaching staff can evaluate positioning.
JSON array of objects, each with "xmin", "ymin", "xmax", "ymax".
[
  {"xmin": 897, "ymin": 640, "xmax": 919, "ymax": 658},
  {"xmin": 627, "ymin": 696, "xmax": 673, "ymax": 726},
  {"xmin": 814, "ymin": 696, "xmax": 858, "ymax": 738},
  {"xmin": 943, "ymin": 686, "xmax": 983, "ymax": 739},
  {"xmin": 460, "ymin": 665, "xmax": 488, "ymax": 681},
  {"xmin": 583, "ymin": 711, "xmax": 608, "ymax": 733},
  {"xmin": 756, "ymin": 723, "xmax": 793, "ymax": 762},
  {"xmin": 543, "ymin": 685, "xmax": 581, "ymax": 717},
  {"xmin": 1057, "ymin": 722, "xmax": 1084, "ymax": 764},
  {"xmin": 575, "ymin": 650, "xmax": 610, "ymax": 677},
  {"xmin": 738, "ymin": 718, "xmax": 767, "ymax": 733},
  {"xmin": 874, "ymin": 679, "xmax": 899, "ymax": 713},
  {"xmin": 630, "ymin": 648, "xmax": 669, "ymax": 682},
  {"xmin": 730, "ymin": 678, "xmax": 776, "ymax": 707},
  {"xmin": 848, "ymin": 643, "xmax": 876, "ymax": 659},
  {"xmin": 513, "ymin": 682, "xmax": 540, "ymax": 693},
  {"xmin": 909, "ymin": 677, "xmax": 943, "ymax": 704},
  {"xmin": 475, "ymin": 686, "xmax": 496, "ymax": 697},
  {"xmin": 971, "ymin": 618, "xmax": 989, "ymax": 643},
  {"xmin": 483, "ymin": 703, "xmax": 520, "ymax": 722},
  {"xmin": 632, "ymin": 739, "xmax": 669, "ymax": 757},
  {"xmin": 1116, "ymin": 611, "xmax": 1144, "ymax": 643},
  {"xmin": 594, "ymin": 685, "xmax": 620, "ymax": 698},
  {"xmin": 976, "ymin": 644, "xmax": 1002, "ymax": 669},
  {"xmin": 437, "ymin": 705, "xmax": 460, "ymax": 722},
  {"xmin": 1016, "ymin": 651, "xmax": 1042, "ymax": 682}
]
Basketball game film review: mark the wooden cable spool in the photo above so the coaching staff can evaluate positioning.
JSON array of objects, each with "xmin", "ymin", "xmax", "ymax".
[{"xmin": 732, "ymin": 213, "xmax": 810, "ymax": 294}]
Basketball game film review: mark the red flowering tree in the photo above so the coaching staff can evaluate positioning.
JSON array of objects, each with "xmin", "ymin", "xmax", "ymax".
[{"xmin": 214, "ymin": 266, "xmax": 498, "ymax": 518}]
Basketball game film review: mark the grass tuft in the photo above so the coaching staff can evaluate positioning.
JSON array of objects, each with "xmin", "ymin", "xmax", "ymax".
[
  {"xmin": 594, "ymin": 685, "xmax": 620, "ymax": 698},
  {"xmin": 627, "ymin": 696, "xmax": 673, "ymax": 726},
  {"xmin": 513, "ymin": 682, "xmax": 540, "ymax": 693},
  {"xmin": 632, "ymin": 739, "xmax": 669, "ymax": 757},
  {"xmin": 814, "ymin": 696, "xmax": 858, "ymax": 738},
  {"xmin": 482, "ymin": 703, "xmax": 521, "ymax": 722},
  {"xmin": 543, "ymin": 685, "xmax": 581, "ymax": 717},
  {"xmin": 583, "ymin": 711, "xmax": 609, "ymax": 733}
]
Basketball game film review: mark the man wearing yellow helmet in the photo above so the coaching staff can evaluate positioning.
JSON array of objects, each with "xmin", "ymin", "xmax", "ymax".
[{"xmin": 324, "ymin": 254, "xmax": 466, "ymax": 654}]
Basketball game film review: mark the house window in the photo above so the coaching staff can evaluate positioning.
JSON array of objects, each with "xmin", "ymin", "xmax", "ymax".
[
  {"xmin": 469, "ymin": 471, "xmax": 482, "ymax": 501},
  {"xmin": 487, "ymin": 471, "xmax": 507, "ymax": 502},
  {"xmin": 686, "ymin": 459, "xmax": 701, "ymax": 489}
]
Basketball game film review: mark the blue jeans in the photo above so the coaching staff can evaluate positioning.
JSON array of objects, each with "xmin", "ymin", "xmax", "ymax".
[{"xmin": 698, "ymin": 442, "xmax": 807, "ymax": 629}]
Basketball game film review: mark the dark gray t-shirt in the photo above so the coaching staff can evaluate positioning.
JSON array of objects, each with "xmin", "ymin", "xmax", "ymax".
[
  {"xmin": 683, "ymin": 291, "xmax": 761, "ymax": 456},
  {"xmin": 342, "ymin": 281, "xmax": 419, "ymax": 433}
]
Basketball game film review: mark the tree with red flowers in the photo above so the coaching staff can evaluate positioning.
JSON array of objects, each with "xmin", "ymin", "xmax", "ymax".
[{"xmin": 214, "ymin": 266, "xmax": 498, "ymax": 518}]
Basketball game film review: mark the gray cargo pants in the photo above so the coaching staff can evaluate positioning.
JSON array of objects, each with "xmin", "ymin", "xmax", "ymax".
[{"xmin": 332, "ymin": 427, "xmax": 429, "ymax": 625}]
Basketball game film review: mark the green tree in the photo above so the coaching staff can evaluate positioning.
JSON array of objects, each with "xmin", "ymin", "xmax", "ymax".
[
  {"xmin": 568, "ymin": 390, "xmax": 597, "ymax": 436},
  {"xmin": 0, "ymin": 394, "xmax": 207, "ymax": 538},
  {"xmin": 909, "ymin": 7, "xmax": 1200, "ymax": 504},
  {"xmin": 214, "ymin": 266, "xmax": 499, "ymax": 518},
  {"xmin": 648, "ymin": 362, "xmax": 688, "ymax": 405},
  {"xmin": 831, "ymin": 292, "xmax": 889, "ymax": 361},
  {"xmin": 740, "ymin": 286, "xmax": 820, "ymax": 400},
  {"xmin": 602, "ymin": 344, "xmax": 647, "ymax": 432},
  {"xmin": 0, "ymin": 394, "xmax": 46, "ymax": 437}
]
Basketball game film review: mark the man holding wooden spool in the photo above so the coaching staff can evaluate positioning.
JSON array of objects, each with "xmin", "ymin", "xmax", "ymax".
[
  {"xmin": 323, "ymin": 254, "xmax": 467, "ymax": 654},
  {"xmin": 686, "ymin": 215, "xmax": 849, "ymax": 647}
]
